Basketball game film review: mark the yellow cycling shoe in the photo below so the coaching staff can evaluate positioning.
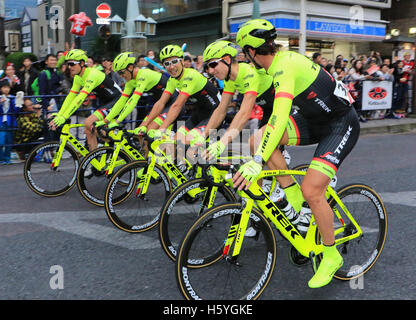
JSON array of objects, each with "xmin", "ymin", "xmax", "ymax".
[{"xmin": 308, "ymin": 244, "xmax": 343, "ymax": 288}]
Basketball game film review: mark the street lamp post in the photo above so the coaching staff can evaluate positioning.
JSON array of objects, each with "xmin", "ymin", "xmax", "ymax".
[
  {"xmin": 146, "ymin": 17, "xmax": 157, "ymax": 36},
  {"xmin": 252, "ymin": 0, "xmax": 260, "ymax": 19},
  {"xmin": 134, "ymin": 14, "xmax": 147, "ymax": 38},
  {"xmin": 110, "ymin": 14, "xmax": 125, "ymax": 35},
  {"xmin": 299, "ymin": 0, "xmax": 307, "ymax": 55},
  {"xmin": 113, "ymin": 0, "xmax": 157, "ymax": 57}
]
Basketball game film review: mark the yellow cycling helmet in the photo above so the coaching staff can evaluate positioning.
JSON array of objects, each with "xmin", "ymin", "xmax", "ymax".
[
  {"xmin": 203, "ymin": 40, "xmax": 238, "ymax": 63},
  {"xmin": 65, "ymin": 49, "xmax": 88, "ymax": 63},
  {"xmin": 236, "ymin": 19, "xmax": 277, "ymax": 50},
  {"xmin": 113, "ymin": 52, "xmax": 136, "ymax": 72},
  {"xmin": 160, "ymin": 45, "xmax": 184, "ymax": 62}
]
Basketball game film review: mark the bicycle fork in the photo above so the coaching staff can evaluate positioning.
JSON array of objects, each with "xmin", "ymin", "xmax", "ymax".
[
  {"xmin": 135, "ymin": 157, "xmax": 155, "ymax": 198},
  {"xmin": 222, "ymin": 198, "xmax": 254, "ymax": 264},
  {"xmin": 51, "ymin": 132, "xmax": 88, "ymax": 169}
]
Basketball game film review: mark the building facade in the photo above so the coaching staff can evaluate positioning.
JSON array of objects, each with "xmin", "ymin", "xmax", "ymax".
[
  {"xmin": 17, "ymin": 0, "xmax": 79, "ymax": 58},
  {"xmin": 4, "ymin": 18, "xmax": 21, "ymax": 52},
  {"xmin": 20, "ymin": 6, "xmax": 39, "ymax": 55},
  {"xmin": 36, "ymin": 0, "xmax": 79, "ymax": 57},
  {"xmin": 76, "ymin": 0, "xmax": 222, "ymax": 57},
  {"xmin": 146, "ymin": 0, "xmax": 222, "ymax": 56},
  {"xmin": 227, "ymin": 0, "xmax": 391, "ymax": 61},
  {"xmin": 379, "ymin": 0, "xmax": 416, "ymax": 60}
]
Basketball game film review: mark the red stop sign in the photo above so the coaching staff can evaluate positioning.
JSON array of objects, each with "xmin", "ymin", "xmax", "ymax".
[{"xmin": 96, "ymin": 3, "xmax": 111, "ymax": 19}]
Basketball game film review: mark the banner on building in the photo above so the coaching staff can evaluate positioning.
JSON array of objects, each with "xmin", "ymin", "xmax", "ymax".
[{"xmin": 362, "ymin": 80, "xmax": 393, "ymax": 110}]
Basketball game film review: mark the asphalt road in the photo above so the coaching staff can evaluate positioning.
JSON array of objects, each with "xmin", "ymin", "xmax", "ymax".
[{"xmin": 0, "ymin": 130, "xmax": 415, "ymax": 303}]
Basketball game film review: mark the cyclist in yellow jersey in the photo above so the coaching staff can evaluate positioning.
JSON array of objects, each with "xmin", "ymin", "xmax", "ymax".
[
  {"xmin": 234, "ymin": 19, "xmax": 359, "ymax": 288},
  {"xmin": 95, "ymin": 52, "xmax": 173, "ymax": 131},
  {"xmin": 195, "ymin": 40, "xmax": 274, "ymax": 158},
  {"xmin": 200, "ymin": 41, "xmax": 305, "ymax": 213},
  {"xmin": 49, "ymin": 49, "xmax": 122, "ymax": 151},
  {"xmin": 143, "ymin": 45, "xmax": 220, "ymax": 146}
]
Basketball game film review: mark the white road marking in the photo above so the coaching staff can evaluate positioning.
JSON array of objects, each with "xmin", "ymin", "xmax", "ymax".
[
  {"xmin": 379, "ymin": 191, "xmax": 416, "ymax": 208},
  {"xmin": 0, "ymin": 210, "xmax": 160, "ymax": 250},
  {"xmin": 0, "ymin": 191, "xmax": 413, "ymax": 249}
]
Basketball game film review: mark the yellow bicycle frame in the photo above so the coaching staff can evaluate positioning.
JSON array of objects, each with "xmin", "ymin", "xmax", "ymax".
[
  {"xmin": 104, "ymin": 129, "xmax": 145, "ymax": 175},
  {"xmin": 51, "ymin": 123, "xmax": 88, "ymax": 168},
  {"xmin": 220, "ymin": 168, "xmax": 364, "ymax": 262}
]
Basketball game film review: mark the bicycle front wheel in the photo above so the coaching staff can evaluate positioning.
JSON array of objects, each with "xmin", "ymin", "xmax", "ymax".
[
  {"xmin": 24, "ymin": 141, "xmax": 80, "ymax": 197},
  {"xmin": 176, "ymin": 203, "xmax": 277, "ymax": 300},
  {"xmin": 77, "ymin": 146, "xmax": 132, "ymax": 206},
  {"xmin": 159, "ymin": 178, "xmax": 236, "ymax": 262},
  {"xmin": 104, "ymin": 160, "xmax": 172, "ymax": 233},
  {"xmin": 321, "ymin": 184, "xmax": 388, "ymax": 280}
]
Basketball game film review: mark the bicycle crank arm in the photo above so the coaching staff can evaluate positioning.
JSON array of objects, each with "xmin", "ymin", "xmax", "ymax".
[{"xmin": 309, "ymin": 251, "xmax": 318, "ymax": 274}]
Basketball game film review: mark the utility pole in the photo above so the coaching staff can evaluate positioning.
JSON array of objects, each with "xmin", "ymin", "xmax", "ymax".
[
  {"xmin": 299, "ymin": 0, "xmax": 307, "ymax": 55},
  {"xmin": 0, "ymin": 0, "xmax": 6, "ymax": 68},
  {"xmin": 252, "ymin": 0, "xmax": 260, "ymax": 19}
]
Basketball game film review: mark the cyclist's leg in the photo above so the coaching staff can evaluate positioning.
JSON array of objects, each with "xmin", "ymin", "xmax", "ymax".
[
  {"xmin": 173, "ymin": 122, "xmax": 191, "ymax": 164},
  {"xmin": 249, "ymin": 122, "xmax": 303, "ymax": 211},
  {"xmin": 304, "ymin": 168, "xmax": 343, "ymax": 289},
  {"xmin": 152, "ymin": 107, "xmax": 186, "ymax": 163},
  {"xmin": 302, "ymin": 108, "xmax": 360, "ymax": 288},
  {"xmin": 85, "ymin": 112, "xmax": 102, "ymax": 151},
  {"xmin": 302, "ymin": 169, "xmax": 333, "ymax": 244},
  {"xmin": 303, "ymin": 108, "xmax": 359, "ymax": 245},
  {"xmin": 88, "ymin": 95, "xmax": 121, "ymax": 150}
]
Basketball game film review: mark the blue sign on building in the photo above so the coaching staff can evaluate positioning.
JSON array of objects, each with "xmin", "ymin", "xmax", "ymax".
[{"xmin": 230, "ymin": 17, "xmax": 385, "ymax": 40}]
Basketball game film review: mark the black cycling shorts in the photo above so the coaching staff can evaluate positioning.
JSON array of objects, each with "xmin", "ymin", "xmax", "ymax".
[
  {"xmin": 93, "ymin": 94, "xmax": 121, "ymax": 121},
  {"xmin": 286, "ymin": 107, "xmax": 360, "ymax": 178}
]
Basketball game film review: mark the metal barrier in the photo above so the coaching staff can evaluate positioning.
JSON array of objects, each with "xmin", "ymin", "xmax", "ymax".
[{"xmin": 342, "ymin": 78, "xmax": 413, "ymax": 115}]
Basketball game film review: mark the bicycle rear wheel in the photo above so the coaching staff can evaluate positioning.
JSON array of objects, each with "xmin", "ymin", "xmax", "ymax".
[
  {"xmin": 321, "ymin": 184, "xmax": 388, "ymax": 280},
  {"xmin": 176, "ymin": 203, "xmax": 277, "ymax": 300},
  {"xmin": 105, "ymin": 160, "xmax": 172, "ymax": 233},
  {"xmin": 159, "ymin": 178, "xmax": 236, "ymax": 262},
  {"xmin": 77, "ymin": 146, "xmax": 132, "ymax": 206},
  {"xmin": 24, "ymin": 141, "xmax": 80, "ymax": 197}
]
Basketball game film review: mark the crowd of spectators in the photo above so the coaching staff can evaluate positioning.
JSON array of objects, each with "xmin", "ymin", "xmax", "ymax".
[
  {"xmin": 312, "ymin": 51, "xmax": 415, "ymax": 121},
  {"xmin": 0, "ymin": 48, "xmax": 166, "ymax": 163},
  {"xmin": 0, "ymin": 45, "xmax": 415, "ymax": 164}
]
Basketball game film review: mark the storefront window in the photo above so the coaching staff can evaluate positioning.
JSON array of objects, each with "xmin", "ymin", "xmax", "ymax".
[{"xmin": 140, "ymin": 0, "xmax": 221, "ymax": 20}]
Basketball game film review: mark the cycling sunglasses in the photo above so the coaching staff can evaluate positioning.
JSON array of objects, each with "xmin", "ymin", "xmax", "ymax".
[
  {"xmin": 163, "ymin": 58, "xmax": 181, "ymax": 68},
  {"xmin": 67, "ymin": 61, "xmax": 81, "ymax": 67},
  {"xmin": 206, "ymin": 59, "xmax": 223, "ymax": 69}
]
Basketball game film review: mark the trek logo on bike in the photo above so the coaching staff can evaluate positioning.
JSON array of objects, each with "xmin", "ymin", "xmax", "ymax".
[
  {"xmin": 164, "ymin": 161, "xmax": 187, "ymax": 184},
  {"xmin": 264, "ymin": 202, "xmax": 301, "ymax": 240}
]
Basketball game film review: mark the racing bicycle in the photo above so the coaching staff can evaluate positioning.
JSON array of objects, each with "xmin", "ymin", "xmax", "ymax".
[
  {"xmin": 175, "ymin": 163, "xmax": 388, "ymax": 300},
  {"xmin": 23, "ymin": 121, "xmax": 104, "ymax": 197},
  {"xmin": 158, "ymin": 157, "xmax": 311, "ymax": 263},
  {"xmin": 76, "ymin": 125, "xmax": 146, "ymax": 206},
  {"xmin": 103, "ymin": 133, "xmax": 205, "ymax": 233}
]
